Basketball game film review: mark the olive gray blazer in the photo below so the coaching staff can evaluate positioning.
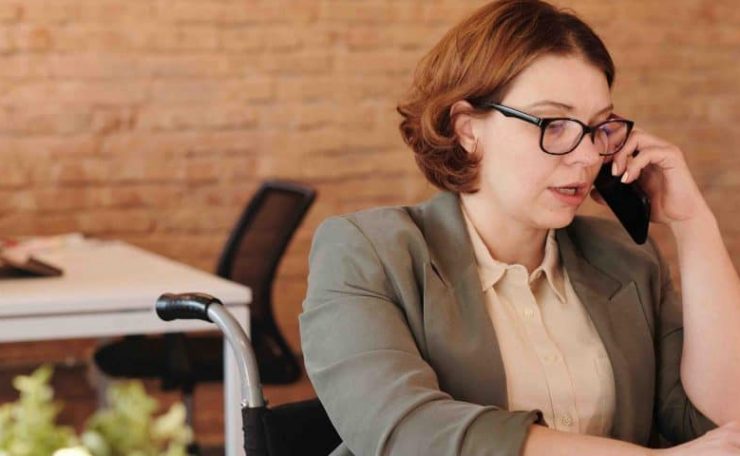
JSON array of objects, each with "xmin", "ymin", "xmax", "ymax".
[{"xmin": 299, "ymin": 191, "xmax": 715, "ymax": 456}]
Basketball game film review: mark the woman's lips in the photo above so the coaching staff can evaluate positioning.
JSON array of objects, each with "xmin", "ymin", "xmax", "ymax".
[{"xmin": 548, "ymin": 185, "xmax": 587, "ymax": 205}]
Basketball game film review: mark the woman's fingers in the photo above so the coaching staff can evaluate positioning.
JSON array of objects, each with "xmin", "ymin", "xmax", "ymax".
[
  {"xmin": 619, "ymin": 146, "xmax": 675, "ymax": 184},
  {"xmin": 610, "ymin": 128, "xmax": 671, "ymax": 177}
]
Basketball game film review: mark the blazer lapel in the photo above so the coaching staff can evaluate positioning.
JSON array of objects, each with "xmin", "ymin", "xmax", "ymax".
[
  {"xmin": 413, "ymin": 192, "xmax": 509, "ymax": 408},
  {"xmin": 413, "ymin": 192, "xmax": 654, "ymax": 441},
  {"xmin": 556, "ymin": 226, "xmax": 655, "ymax": 444}
]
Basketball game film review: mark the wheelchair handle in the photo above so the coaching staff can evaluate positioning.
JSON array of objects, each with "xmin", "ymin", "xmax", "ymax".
[
  {"xmin": 155, "ymin": 292, "xmax": 218, "ymax": 322},
  {"xmin": 155, "ymin": 292, "xmax": 265, "ymax": 409}
]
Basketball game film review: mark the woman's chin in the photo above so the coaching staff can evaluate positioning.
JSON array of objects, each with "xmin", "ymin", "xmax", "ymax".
[{"xmin": 542, "ymin": 208, "xmax": 578, "ymax": 229}]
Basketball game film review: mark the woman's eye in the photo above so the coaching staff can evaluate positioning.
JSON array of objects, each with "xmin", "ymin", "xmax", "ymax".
[{"xmin": 546, "ymin": 121, "xmax": 567, "ymax": 134}]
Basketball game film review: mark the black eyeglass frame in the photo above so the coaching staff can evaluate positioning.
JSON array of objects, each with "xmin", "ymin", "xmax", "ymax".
[{"xmin": 474, "ymin": 101, "xmax": 635, "ymax": 156}]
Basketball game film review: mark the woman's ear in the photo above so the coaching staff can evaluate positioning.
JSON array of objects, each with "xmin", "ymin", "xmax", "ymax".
[{"xmin": 450, "ymin": 100, "xmax": 478, "ymax": 154}]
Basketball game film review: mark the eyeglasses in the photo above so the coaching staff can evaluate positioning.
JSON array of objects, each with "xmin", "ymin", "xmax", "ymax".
[{"xmin": 474, "ymin": 102, "xmax": 634, "ymax": 156}]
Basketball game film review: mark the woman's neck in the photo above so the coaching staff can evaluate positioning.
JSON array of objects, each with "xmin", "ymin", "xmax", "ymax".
[{"xmin": 460, "ymin": 193, "xmax": 549, "ymax": 274}]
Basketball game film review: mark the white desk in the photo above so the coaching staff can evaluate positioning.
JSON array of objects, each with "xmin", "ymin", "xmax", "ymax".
[{"xmin": 0, "ymin": 240, "xmax": 251, "ymax": 455}]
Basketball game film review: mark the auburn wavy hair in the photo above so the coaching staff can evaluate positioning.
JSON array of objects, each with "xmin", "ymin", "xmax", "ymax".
[{"xmin": 397, "ymin": 0, "xmax": 615, "ymax": 193}]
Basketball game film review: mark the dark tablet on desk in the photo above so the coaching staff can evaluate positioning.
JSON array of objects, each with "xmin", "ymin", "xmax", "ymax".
[{"xmin": 0, "ymin": 255, "xmax": 63, "ymax": 279}]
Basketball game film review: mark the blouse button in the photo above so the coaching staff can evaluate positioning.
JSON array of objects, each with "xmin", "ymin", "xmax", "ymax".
[
  {"xmin": 523, "ymin": 308, "xmax": 535, "ymax": 319},
  {"xmin": 559, "ymin": 414, "xmax": 574, "ymax": 427},
  {"xmin": 543, "ymin": 353, "xmax": 560, "ymax": 364}
]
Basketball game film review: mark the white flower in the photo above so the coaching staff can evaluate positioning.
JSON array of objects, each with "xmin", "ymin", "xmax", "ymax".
[{"xmin": 53, "ymin": 447, "xmax": 93, "ymax": 456}]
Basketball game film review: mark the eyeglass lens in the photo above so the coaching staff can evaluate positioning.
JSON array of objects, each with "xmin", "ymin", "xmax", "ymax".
[{"xmin": 543, "ymin": 119, "xmax": 630, "ymax": 155}]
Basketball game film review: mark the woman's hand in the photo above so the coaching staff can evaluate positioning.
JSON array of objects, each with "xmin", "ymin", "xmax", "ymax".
[
  {"xmin": 654, "ymin": 421, "xmax": 740, "ymax": 455},
  {"xmin": 591, "ymin": 127, "xmax": 712, "ymax": 229}
]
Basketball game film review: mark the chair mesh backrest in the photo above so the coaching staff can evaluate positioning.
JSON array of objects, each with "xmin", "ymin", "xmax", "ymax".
[{"xmin": 216, "ymin": 180, "xmax": 316, "ymax": 322}]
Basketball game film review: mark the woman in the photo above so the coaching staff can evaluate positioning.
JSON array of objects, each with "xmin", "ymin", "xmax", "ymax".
[{"xmin": 300, "ymin": 1, "xmax": 740, "ymax": 454}]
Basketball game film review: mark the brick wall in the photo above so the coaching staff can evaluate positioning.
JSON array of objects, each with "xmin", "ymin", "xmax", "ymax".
[{"xmin": 0, "ymin": 0, "xmax": 738, "ymax": 410}]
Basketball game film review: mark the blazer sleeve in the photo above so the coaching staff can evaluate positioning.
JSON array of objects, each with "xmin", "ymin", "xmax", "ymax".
[
  {"xmin": 300, "ymin": 216, "xmax": 543, "ymax": 456},
  {"xmin": 651, "ymin": 239, "xmax": 717, "ymax": 444}
]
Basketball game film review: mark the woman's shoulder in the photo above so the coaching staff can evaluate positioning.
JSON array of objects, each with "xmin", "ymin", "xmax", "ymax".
[{"xmin": 313, "ymin": 203, "xmax": 430, "ymax": 259}]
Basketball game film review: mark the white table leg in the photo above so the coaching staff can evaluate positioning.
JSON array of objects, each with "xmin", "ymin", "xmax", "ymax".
[{"xmin": 224, "ymin": 305, "xmax": 250, "ymax": 456}]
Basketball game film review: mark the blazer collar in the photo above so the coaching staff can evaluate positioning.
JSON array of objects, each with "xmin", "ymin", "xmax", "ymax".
[
  {"xmin": 415, "ymin": 191, "xmax": 475, "ymax": 289},
  {"xmin": 415, "ymin": 191, "xmax": 622, "ymax": 297},
  {"xmin": 414, "ymin": 191, "xmax": 509, "ymax": 406},
  {"xmin": 416, "ymin": 191, "xmax": 649, "ymax": 442}
]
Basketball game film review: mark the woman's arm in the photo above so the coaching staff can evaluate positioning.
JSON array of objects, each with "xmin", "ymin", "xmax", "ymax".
[
  {"xmin": 671, "ymin": 207, "xmax": 740, "ymax": 425},
  {"xmin": 524, "ymin": 422, "xmax": 740, "ymax": 456},
  {"xmin": 523, "ymin": 425, "xmax": 652, "ymax": 456},
  {"xmin": 609, "ymin": 126, "xmax": 740, "ymax": 425},
  {"xmin": 301, "ymin": 216, "xmax": 542, "ymax": 455}
]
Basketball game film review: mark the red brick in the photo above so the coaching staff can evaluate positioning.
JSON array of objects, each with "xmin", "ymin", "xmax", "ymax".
[
  {"xmin": 254, "ymin": 128, "xmax": 338, "ymax": 156},
  {"xmin": 43, "ymin": 159, "xmax": 111, "ymax": 185},
  {"xmin": 185, "ymin": 182, "xmax": 258, "ymax": 207},
  {"xmin": 264, "ymin": 26, "xmax": 303, "ymax": 51},
  {"xmin": 100, "ymin": 185, "xmax": 186, "ymax": 209},
  {"xmin": 0, "ymin": 81, "xmax": 150, "ymax": 106},
  {"xmin": 154, "ymin": 25, "xmax": 220, "ymax": 52},
  {"xmin": 344, "ymin": 26, "xmax": 386, "ymax": 50},
  {"xmin": 422, "ymin": 3, "xmax": 479, "ymax": 24},
  {"xmin": 0, "ymin": 212, "xmax": 82, "ymax": 235},
  {"xmin": 184, "ymin": 158, "xmax": 221, "ymax": 184},
  {"xmin": 77, "ymin": 209, "xmax": 154, "ymax": 234},
  {"xmin": 219, "ymin": 27, "xmax": 265, "ymax": 52},
  {"xmin": 75, "ymin": 2, "xmax": 156, "ymax": 23},
  {"xmin": 54, "ymin": 24, "xmax": 153, "ymax": 52},
  {"xmin": 105, "ymin": 130, "xmax": 264, "ymax": 159},
  {"xmin": 187, "ymin": 131, "xmax": 263, "ymax": 155},
  {"xmin": 0, "ymin": 190, "xmax": 32, "ymax": 212},
  {"xmin": 0, "ymin": 26, "xmax": 13, "ymax": 52},
  {"xmin": 91, "ymin": 108, "xmax": 136, "ymax": 134},
  {"xmin": 275, "ymin": 76, "xmax": 336, "ymax": 102},
  {"xmin": 261, "ymin": 52, "xmax": 334, "ymax": 75},
  {"xmin": 124, "ymin": 233, "xmax": 226, "ymax": 269},
  {"xmin": 163, "ymin": 1, "xmax": 317, "ymax": 25},
  {"xmin": 136, "ymin": 105, "xmax": 258, "ymax": 131},
  {"xmin": 0, "ymin": 160, "xmax": 30, "ymax": 188},
  {"xmin": 107, "ymin": 157, "xmax": 187, "ymax": 183},
  {"xmin": 0, "ymin": 108, "xmax": 91, "ymax": 135},
  {"xmin": 47, "ymin": 54, "xmax": 143, "ymax": 79},
  {"xmin": 18, "ymin": 0, "xmax": 82, "ymax": 23},
  {"xmin": 259, "ymin": 102, "xmax": 335, "ymax": 130},
  {"xmin": 336, "ymin": 49, "xmax": 417, "ymax": 75},
  {"xmin": 165, "ymin": 1, "xmax": 231, "ymax": 23},
  {"xmin": 141, "ymin": 55, "xmax": 240, "ymax": 78},
  {"xmin": 12, "ymin": 24, "xmax": 53, "ymax": 51},
  {"xmin": 0, "ymin": 55, "xmax": 49, "ymax": 78},
  {"xmin": 320, "ymin": 1, "xmax": 392, "ymax": 23},
  {"xmin": 28, "ymin": 187, "xmax": 101, "ymax": 212},
  {"xmin": 149, "ymin": 78, "xmax": 274, "ymax": 103},
  {"xmin": 4, "ymin": 135, "xmax": 99, "ymax": 158},
  {"xmin": 390, "ymin": 24, "xmax": 446, "ymax": 50},
  {"xmin": 387, "ymin": 2, "xmax": 426, "ymax": 23},
  {"xmin": 153, "ymin": 207, "xmax": 236, "ymax": 233},
  {"xmin": 0, "ymin": 4, "xmax": 21, "ymax": 22}
]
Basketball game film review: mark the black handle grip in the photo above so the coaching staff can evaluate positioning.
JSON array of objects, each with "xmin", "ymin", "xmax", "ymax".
[{"xmin": 155, "ymin": 292, "xmax": 223, "ymax": 322}]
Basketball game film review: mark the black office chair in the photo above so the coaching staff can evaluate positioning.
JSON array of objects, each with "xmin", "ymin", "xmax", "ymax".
[
  {"xmin": 156, "ymin": 292, "xmax": 342, "ymax": 455},
  {"xmin": 94, "ymin": 180, "xmax": 317, "ymax": 450}
]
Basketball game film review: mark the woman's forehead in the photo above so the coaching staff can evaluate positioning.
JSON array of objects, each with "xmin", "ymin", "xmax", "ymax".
[{"xmin": 503, "ymin": 54, "xmax": 612, "ymax": 113}]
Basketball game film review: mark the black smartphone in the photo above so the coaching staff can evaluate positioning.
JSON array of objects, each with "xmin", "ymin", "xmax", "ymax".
[{"xmin": 593, "ymin": 159, "xmax": 651, "ymax": 244}]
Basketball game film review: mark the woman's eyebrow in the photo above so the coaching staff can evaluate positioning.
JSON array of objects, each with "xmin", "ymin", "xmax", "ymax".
[{"xmin": 525, "ymin": 100, "xmax": 614, "ymax": 118}]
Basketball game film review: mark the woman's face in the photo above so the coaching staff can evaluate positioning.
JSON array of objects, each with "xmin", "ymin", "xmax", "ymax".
[{"xmin": 471, "ymin": 53, "xmax": 613, "ymax": 230}]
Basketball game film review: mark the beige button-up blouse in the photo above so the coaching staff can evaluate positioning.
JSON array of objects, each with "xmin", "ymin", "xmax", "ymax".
[{"xmin": 462, "ymin": 208, "xmax": 616, "ymax": 436}]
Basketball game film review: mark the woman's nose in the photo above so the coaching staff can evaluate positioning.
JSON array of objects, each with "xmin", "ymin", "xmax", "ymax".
[{"xmin": 566, "ymin": 134, "xmax": 602, "ymax": 166}]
